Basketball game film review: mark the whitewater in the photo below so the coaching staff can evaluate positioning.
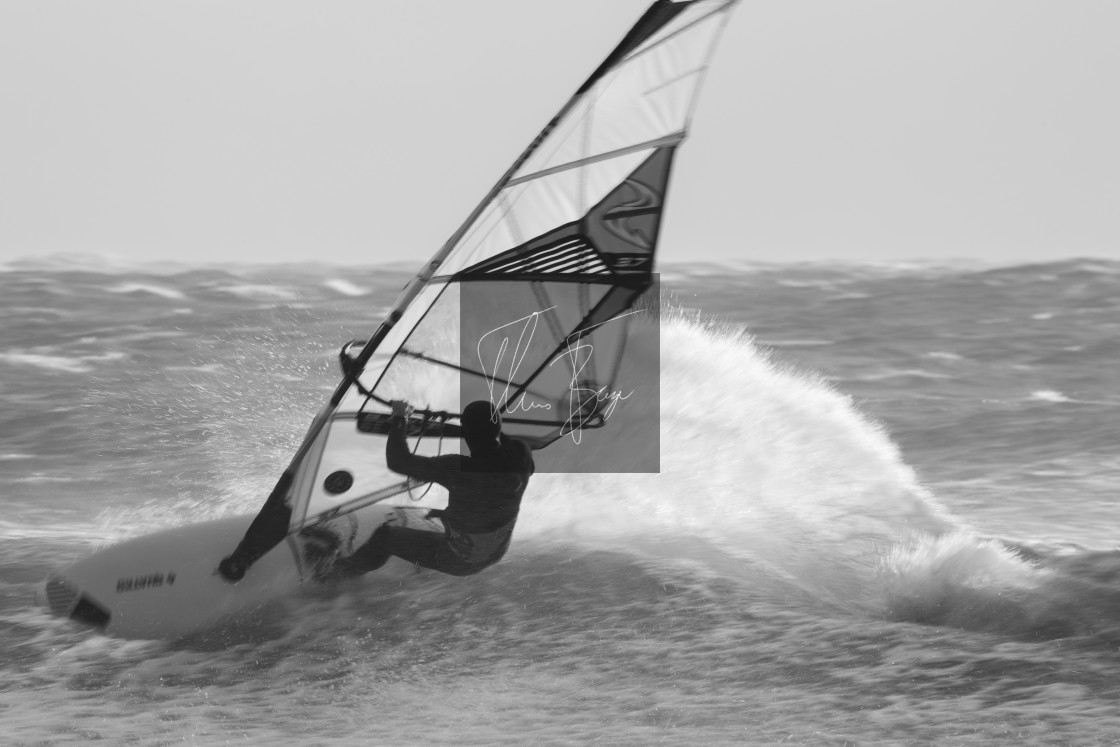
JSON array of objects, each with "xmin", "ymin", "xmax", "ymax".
[{"xmin": 2, "ymin": 258, "xmax": 1120, "ymax": 745}]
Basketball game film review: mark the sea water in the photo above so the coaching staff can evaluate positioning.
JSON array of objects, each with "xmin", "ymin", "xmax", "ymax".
[{"xmin": 2, "ymin": 257, "xmax": 1119, "ymax": 745}]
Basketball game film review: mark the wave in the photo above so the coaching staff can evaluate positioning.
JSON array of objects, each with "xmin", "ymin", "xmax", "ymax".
[
  {"xmin": 513, "ymin": 310, "xmax": 1120, "ymax": 641},
  {"xmin": 323, "ymin": 278, "xmax": 370, "ymax": 297},
  {"xmin": 514, "ymin": 310, "xmax": 956, "ymax": 608},
  {"xmin": 0, "ymin": 350, "xmax": 127, "ymax": 374},
  {"xmin": 5, "ymin": 254, "xmax": 1120, "ymax": 281},
  {"xmin": 214, "ymin": 283, "xmax": 301, "ymax": 301},
  {"xmin": 15, "ymin": 289, "xmax": 1117, "ymax": 645},
  {"xmin": 882, "ymin": 535, "xmax": 1120, "ymax": 640},
  {"xmin": 1029, "ymin": 389, "xmax": 1072, "ymax": 404},
  {"xmin": 104, "ymin": 282, "xmax": 186, "ymax": 300}
]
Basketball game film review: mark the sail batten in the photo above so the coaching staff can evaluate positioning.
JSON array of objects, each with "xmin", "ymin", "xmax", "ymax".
[{"xmin": 505, "ymin": 132, "xmax": 686, "ymax": 188}]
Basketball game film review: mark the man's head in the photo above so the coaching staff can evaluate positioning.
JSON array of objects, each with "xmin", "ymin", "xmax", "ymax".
[{"xmin": 461, "ymin": 400, "xmax": 501, "ymax": 453}]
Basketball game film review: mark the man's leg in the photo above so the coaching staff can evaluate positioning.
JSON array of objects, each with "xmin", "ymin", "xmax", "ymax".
[
  {"xmin": 375, "ymin": 526, "xmax": 447, "ymax": 568},
  {"xmin": 332, "ymin": 524, "xmax": 447, "ymax": 576},
  {"xmin": 331, "ymin": 524, "xmax": 502, "ymax": 578}
]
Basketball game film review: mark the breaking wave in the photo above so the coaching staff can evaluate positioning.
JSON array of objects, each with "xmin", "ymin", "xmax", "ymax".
[{"xmin": 516, "ymin": 310, "xmax": 1120, "ymax": 640}]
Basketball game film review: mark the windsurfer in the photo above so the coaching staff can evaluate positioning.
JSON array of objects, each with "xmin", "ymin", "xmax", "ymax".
[{"xmin": 326, "ymin": 399, "xmax": 534, "ymax": 578}]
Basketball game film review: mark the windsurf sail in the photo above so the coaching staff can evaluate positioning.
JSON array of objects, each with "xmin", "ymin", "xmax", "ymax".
[{"xmin": 220, "ymin": 0, "xmax": 740, "ymax": 580}]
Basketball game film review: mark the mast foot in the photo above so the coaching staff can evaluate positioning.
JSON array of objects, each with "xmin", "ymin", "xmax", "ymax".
[{"xmin": 217, "ymin": 556, "xmax": 246, "ymax": 582}]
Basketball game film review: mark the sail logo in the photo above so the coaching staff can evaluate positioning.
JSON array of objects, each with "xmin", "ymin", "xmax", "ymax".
[{"xmin": 600, "ymin": 178, "xmax": 662, "ymax": 251}]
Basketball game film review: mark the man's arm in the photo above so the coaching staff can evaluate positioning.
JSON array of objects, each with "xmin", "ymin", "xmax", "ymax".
[{"xmin": 384, "ymin": 401, "xmax": 460, "ymax": 486}]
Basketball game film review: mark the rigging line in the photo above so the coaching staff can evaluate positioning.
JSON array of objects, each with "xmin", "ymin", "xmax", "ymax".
[
  {"xmin": 497, "ymin": 188, "xmax": 524, "ymax": 248},
  {"xmin": 604, "ymin": 300, "xmax": 635, "ymax": 394},
  {"xmin": 505, "ymin": 132, "xmax": 685, "ymax": 188},
  {"xmin": 579, "ymin": 281, "xmax": 594, "ymax": 383},
  {"xmin": 395, "ymin": 348, "xmax": 524, "ymax": 392},
  {"xmin": 406, "ymin": 412, "xmax": 445, "ymax": 502},
  {"xmin": 504, "ymin": 291, "xmax": 645, "ymax": 410},
  {"xmin": 579, "ymin": 84, "xmax": 594, "ymax": 215},
  {"xmin": 644, "ymin": 66, "xmax": 706, "ymax": 97},
  {"xmin": 531, "ymin": 282, "xmax": 568, "ymax": 351}
]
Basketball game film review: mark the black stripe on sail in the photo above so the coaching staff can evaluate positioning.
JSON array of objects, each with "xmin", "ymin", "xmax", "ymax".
[
  {"xmin": 484, "ymin": 238, "xmax": 585, "ymax": 274},
  {"xmin": 520, "ymin": 244, "xmax": 608, "ymax": 275},
  {"xmin": 577, "ymin": 1, "xmax": 695, "ymax": 95},
  {"xmin": 463, "ymin": 234, "xmax": 612, "ymax": 280}
]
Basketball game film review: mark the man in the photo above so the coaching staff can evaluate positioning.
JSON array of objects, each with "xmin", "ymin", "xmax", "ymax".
[{"xmin": 329, "ymin": 399, "xmax": 534, "ymax": 578}]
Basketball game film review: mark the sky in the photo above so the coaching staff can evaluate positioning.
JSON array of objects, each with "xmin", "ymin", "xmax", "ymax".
[{"xmin": 1, "ymin": 0, "xmax": 1118, "ymax": 267}]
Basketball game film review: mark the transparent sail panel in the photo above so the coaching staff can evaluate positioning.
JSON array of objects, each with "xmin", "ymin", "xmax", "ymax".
[
  {"xmin": 291, "ymin": 419, "xmax": 450, "ymax": 529},
  {"xmin": 631, "ymin": 0, "xmax": 732, "ymax": 62},
  {"xmin": 511, "ymin": 1, "xmax": 734, "ymax": 182}
]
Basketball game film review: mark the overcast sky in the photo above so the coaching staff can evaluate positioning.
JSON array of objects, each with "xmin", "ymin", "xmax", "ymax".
[{"xmin": 2, "ymin": 0, "xmax": 1117, "ymax": 267}]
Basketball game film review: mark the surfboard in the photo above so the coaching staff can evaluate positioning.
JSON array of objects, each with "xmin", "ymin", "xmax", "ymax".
[{"xmin": 43, "ymin": 505, "xmax": 438, "ymax": 639}]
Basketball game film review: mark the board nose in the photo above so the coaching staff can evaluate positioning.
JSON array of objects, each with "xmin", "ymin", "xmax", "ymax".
[{"xmin": 44, "ymin": 575, "xmax": 111, "ymax": 629}]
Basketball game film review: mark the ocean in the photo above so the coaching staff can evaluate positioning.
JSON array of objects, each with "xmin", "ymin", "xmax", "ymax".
[{"xmin": 2, "ymin": 256, "xmax": 1119, "ymax": 745}]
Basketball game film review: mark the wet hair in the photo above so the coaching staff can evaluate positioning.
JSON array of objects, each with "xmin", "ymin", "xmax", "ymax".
[{"xmin": 461, "ymin": 400, "xmax": 501, "ymax": 448}]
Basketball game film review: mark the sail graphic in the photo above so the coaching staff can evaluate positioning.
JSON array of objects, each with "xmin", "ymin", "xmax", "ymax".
[{"xmin": 220, "ymin": 0, "xmax": 740, "ymax": 579}]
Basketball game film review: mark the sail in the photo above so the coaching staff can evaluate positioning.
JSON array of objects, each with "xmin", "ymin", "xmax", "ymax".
[{"xmin": 220, "ymin": 0, "xmax": 740, "ymax": 577}]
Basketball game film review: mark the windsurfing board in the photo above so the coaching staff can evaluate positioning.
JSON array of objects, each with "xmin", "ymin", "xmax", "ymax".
[{"xmin": 43, "ymin": 504, "xmax": 437, "ymax": 639}]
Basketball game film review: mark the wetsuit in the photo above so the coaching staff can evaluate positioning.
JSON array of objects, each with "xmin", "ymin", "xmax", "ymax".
[{"xmin": 340, "ymin": 413, "xmax": 534, "ymax": 577}]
